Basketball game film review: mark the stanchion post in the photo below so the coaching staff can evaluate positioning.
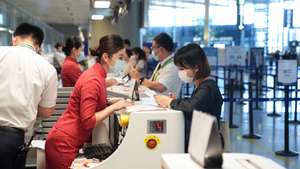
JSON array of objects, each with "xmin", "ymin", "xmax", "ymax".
[
  {"xmin": 235, "ymin": 65, "xmax": 238, "ymax": 88},
  {"xmin": 290, "ymin": 80, "xmax": 300, "ymax": 124},
  {"xmin": 267, "ymin": 74, "xmax": 281, "ymax": 117},
  {"xmin": 240, "ymin": 67, "xmax": 244, "ymax": 90},
  {"xmin": 255, "ymin": 67, "xmax": 261, "ymax": 109},
  {"xmin": 216, "ymin": 66, "xmax": 219, "ymax": 85},
  {"xmin": 229, "ymin": 78, "xmax": 238, "ymax": 128},
  {"xmin": 275, "ymin": 85, "xmax": 298, "ymax": 157},
  {"xmin": 223, "ymin": 66, "xmax": 227, "ymax": 93},
  {"xmin": 228, "ymin": 67, "xmax": 232, "ymax": 91},
  {"xmin": 243, "ymin": 82, "xmax": 261, "ymax": 139},
  {"xmin": 237, "ymin": 67, "xmax": 245, "ymax": 105}
]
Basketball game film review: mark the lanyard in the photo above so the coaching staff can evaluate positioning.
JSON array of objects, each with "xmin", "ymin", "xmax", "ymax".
[
  {"xmin": 18, "ymin": 43, "xmax": 36, "ymax": 52},
  {"xmin": 151, "ymin": 56, "xmax": 173, "ymax": 81}
]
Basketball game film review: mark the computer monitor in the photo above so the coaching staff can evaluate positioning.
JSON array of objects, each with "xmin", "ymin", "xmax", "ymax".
[{"xmin": 129, "ymin": 80, "xmax": 140, "ymax": 101}]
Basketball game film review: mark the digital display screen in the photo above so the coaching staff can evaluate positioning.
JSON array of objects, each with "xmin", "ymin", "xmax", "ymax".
[{"xmin": 147, "ymin": 120, "xmax": 166, "ymax": 134}]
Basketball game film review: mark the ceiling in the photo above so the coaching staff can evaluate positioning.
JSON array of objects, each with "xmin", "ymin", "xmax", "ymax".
[{"xmin": 9, "ymin": 0, "xmax": 90, "ymax": 26}]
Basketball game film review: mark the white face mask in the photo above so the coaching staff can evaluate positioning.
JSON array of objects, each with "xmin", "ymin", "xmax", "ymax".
[
  {"xmin": 110, "ymin": 59, "xmax": 126, "ymax": 75},
  {"xmin": 178, "ymin": 70, "xmax": 193, "ymax": 83},
  {"xmin": 151, "ymin": 50, "xmax": 159, "ymax": 61}
]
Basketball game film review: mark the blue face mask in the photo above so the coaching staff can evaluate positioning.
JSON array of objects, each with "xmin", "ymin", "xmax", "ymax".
[{"xmin": 77, "ymin": 52, "xmax": 85, "ymax": 62}]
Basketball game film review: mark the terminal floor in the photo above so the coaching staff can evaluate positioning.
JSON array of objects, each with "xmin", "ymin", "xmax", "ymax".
[{"xmin": 220, "ymin": 77, "xmax": 300, "ymax": 169}]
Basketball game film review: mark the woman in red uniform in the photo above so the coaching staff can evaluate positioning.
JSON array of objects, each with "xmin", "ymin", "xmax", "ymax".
[
  {"xmin": 45, "ymin": 34, "xmax": 133, "ymax": 169},
  {"xmin": 61, "ymin": 37, "xmax": 83, "ymax": 87}
]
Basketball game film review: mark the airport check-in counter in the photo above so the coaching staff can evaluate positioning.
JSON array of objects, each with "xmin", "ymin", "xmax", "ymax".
[
  {"xmin": 161, "ymin": 153, "xmax": 286, "ymax": 169},
  {"xmin": 71, "ymin": 82, "xmax": 185, "ymax": 169},
  {"xmin": 30, "ymin": 79, "xmax": 285, "ymax": 169}
]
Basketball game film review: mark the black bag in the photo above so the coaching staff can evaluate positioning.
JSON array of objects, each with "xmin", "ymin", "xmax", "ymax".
[
  {"xmin": 83, "ymin": 144, "xmax": 113, "ymax": 161},
  {"xmin": 14, "ymin": 131, "xmax": 36, "ymax": 169}
]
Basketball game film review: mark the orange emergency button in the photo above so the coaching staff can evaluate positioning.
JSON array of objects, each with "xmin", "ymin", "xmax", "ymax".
[
  {"xmin": 144, "ymin": 135, "xmax": 160, "ymax": 150},
  {"xmin": 146, "ymin": 139, "xmax": 157, "ymax": 149}
]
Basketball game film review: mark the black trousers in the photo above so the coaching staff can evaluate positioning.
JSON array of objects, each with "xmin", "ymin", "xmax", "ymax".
[{"xmin": 0, "ymin": 127, "xmax": 25, "ymax": 169}]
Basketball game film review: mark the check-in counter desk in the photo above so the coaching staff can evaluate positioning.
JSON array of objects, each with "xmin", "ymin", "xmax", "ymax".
[{"xmin": 161, "ymin": 153, "xmax": 285, "ymax": 169}]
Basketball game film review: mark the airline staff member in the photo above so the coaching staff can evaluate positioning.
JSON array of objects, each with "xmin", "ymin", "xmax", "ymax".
[
  {"xmin": 0, "ymin": 23, "xmax": 57, "ymax": 169},
  {"xmin": 130, "ymin": 33, "xmax": 182, "ymax": 96},
  {"xmin": 45, "ymin": 34, "xmax": 133, "ymax": 169},
  {"xmin": 61, "ymin": 37, "xmax": 83, "ymax": 87}
]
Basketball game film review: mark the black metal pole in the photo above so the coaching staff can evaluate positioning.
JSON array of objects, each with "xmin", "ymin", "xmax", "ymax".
[
  {"xmin": 228, "ymin": 67, "xmax": 231, "ymax": 91},
  {"xmin": 216, "ymin": 66, "xmax": 219, "ymax": 85},
  {"xmin": 255, "ymin": 67, "xmax": 261, "ymax": 109},
  {"xmin": 229, "ymin": 78, "xmax": 238, "ymax": 128},
  {"xmin": 240, "ymin": 68, "xmax": 244, "ymax": 90},
  {"xmin": 267, "ymin": 74, "xmax": 281, "ymax": 117},
  {"xmin": 275, "ymin": 85, "xmax": 298, "ymax": 157},
  {"xmin": 290, "ymin": 81, "xmax": 300, "ymax": 124},
  {"xmin": 235, "ymin": 65, "xmax": 238, "ymax": 88},
  {"xmin": 224, "ymin": 66, "xmax": 227, "ymax": 94},
  {"xmin": 237, "ymin": 67, "xmax": 245, "ymax": 105},
  {"xmin": 243, "ymin": 82, "xmax": 261, "ymax": 139}
]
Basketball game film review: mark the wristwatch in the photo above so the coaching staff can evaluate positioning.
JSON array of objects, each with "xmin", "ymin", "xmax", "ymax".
[{"xmin": 139, "ymin": 77, "xmax": 145, "ymax": 85}]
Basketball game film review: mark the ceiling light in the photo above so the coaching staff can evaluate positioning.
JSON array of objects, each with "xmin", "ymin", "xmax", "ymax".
[
  {"xmin": 91, "ymin": 15, "xmax": 104, "ymax": 20},
  {"xmin": 0, "ymin": 26, "xmax": 8, "ymax": 31},
  {"xmin": 94, "ymin": 1, "xmax": 111, "ymax": 8}
]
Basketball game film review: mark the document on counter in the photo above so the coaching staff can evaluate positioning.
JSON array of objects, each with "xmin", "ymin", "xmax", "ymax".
[{"xmin": 143, "ymin": 89, "xmax": 157, "ymax": 97}]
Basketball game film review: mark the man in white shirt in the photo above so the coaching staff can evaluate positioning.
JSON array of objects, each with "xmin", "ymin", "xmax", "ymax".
[
  {"xmin": 130, "ymin": 33, "xmax": 182, "ymax": 96},
  {"xmin": 0, "ymin": 23, "xmax": 57, "ymax": 169}
]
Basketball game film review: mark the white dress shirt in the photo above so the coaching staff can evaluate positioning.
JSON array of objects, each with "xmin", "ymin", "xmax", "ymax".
[
  {"xmin": 151, "ymin": 54, "xmax": 182, "ymax": 96},
  {"xmin": 0, "ymin": 45, "xmax": 57, "ymax": 130}
]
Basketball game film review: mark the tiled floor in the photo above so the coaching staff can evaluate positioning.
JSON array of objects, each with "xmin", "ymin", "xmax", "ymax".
[{"xmin": 218, "ymin": 69, "xmax": 300, "ymax": 169}]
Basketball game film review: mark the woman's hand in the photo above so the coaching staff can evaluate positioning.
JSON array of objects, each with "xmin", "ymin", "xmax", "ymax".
[
  {"xmin": 129, "ymin": 68, "xmax": 141, "ymax": 80},
  {"xmin": 154, "ymin": 95, "xmax": 174, "ymax": 108},
  {"xmin": 112, "ymin": 99, "xmax": 134, "ymax": 111},
  {"xmin": 106, "ymin": 78, "xmax": 119, "ymax": 87},
  {"xmin": 107, "ymin": 97, "xmax": 123, "ymax": 105}
]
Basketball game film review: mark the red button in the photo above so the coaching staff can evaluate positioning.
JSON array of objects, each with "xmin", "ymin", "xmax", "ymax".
[{"xmin": 147, "ymin": 139, "xmax": 157, "ymax": 149}]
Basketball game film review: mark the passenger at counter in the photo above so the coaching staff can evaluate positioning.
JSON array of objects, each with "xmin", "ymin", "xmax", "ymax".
[
  {"xmin": 129, "ymin": 33, "xmax": 182, "ymax": 96},
  {"xmin": 154, "ymin": 43, "xmax": 223, "ymax": 152},
  {"xmin": 131, "ymin": 47, "xmax": 147, "ymax": 78},
  {"xmin": 0, "ymin": 23, "xmax": 57, "ymax": 169},
  {"xmin": 123, "ymin": 49, "xmax": 133, "ymax": 75},
  {"xmin": 45, "ymin": 34, "xmax": 133, "ymax": 169},
  {"xmin": 143, "ymin": 42, "xmax": 158, "ymax": 78},
  {"xmin": 61, "ymin": 37, "xmax": 83, "ymax": 87}
]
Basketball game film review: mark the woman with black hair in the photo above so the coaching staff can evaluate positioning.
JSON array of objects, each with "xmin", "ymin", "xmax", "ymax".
[
  {"xmin": 61, "ymin": 37, "xmax": 83, "ymax": 87},
  {"xmin": 154, "ymin": 43, "xmax": 223, "ymax": 152},
  {"xmin": 45, "ymin": 34, "xmax": 133, "ymax": 169},
  {"xmin": 131, "ymin": 47, "xmax": 147, "ymax": 78}
]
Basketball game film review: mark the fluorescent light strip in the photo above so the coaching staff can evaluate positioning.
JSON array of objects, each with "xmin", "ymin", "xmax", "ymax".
[
  {"xmin": 94, "ymin": 1, "xmax": 111, "ymax": 8},
  {"xmin": 0, "ymin": 26, "xmax": 8, "ymax": 31},
  {"xmin": 91, "ymin": 15, "xmax": 104, "ymax": 20}
]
